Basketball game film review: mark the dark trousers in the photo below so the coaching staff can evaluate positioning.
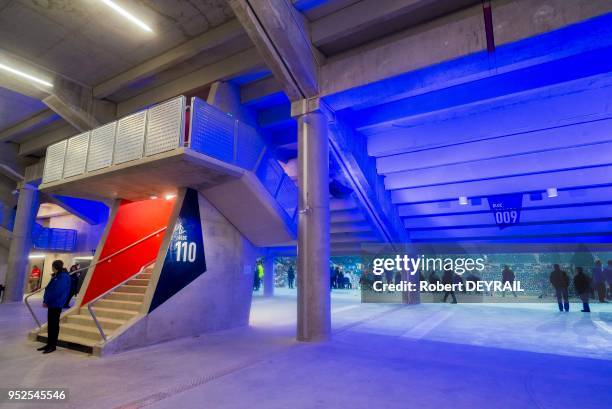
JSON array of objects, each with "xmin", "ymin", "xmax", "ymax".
[
  {"xmin": 443, "ymin": 291, "xmax": 457, "ymax": 303},
  {"xmin": 595, "ymin": 283, "xmax": 606, "ymax": 302},
  {"xmin": 555, "ymin": 287, "xmax": 569, "ymax": 311},
  {"xmin": 288, "ymin": 278, "xmax": 294, "ymax": 288},
  {"xmin": 579, "ymin": 293, "xmax": 590, "ymax": 312},
  {"xmin": 47, "ymin": 307, "xmax": 62, "ymax": 348}
]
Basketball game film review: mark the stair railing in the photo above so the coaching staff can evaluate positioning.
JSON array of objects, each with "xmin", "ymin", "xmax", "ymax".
[
  {"xmin": 25, "ymin": 227, "xmax": 167, "ymax": 329},
  {"xmin": 86, "ymin": 259, "xmax": 157, "ymax": 342}
]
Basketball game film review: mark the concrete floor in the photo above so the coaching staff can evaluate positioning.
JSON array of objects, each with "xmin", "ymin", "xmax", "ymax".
[{"xmin": 1, "ymin": 289, "xmax": 611, "ymax": 409}]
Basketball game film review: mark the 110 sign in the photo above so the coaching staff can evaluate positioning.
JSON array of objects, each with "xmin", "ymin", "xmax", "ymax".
[{"xmin": 175, "ymin": 241, "xmax": 197, "ymax": 262}]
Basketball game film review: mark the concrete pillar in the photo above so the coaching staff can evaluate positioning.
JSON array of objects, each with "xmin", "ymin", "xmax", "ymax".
[
  {"xmin": 263, "ymin": 255, "xmax": 275, "ymax": 297},
  {"xmin": 294, "ymin": 100, "xmax": 331, "ymax": 342},
  {"xmin": 3, "ymin": 184, "xmax": 39, "ymax": 303}
]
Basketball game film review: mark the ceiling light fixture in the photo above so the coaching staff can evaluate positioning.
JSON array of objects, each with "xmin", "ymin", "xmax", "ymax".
[
  {"xmin": 0, "ymin": 62, "xmax": 53, "ymax": 87},
  {"xmin": 99, "ymin": 0, "xmax": 153, "ymax": 32},
  {"xmin": 546, "ymin": 187, "xmax": 558, "ymax": 198},
  {"xmin": 458, "ymin": 196, "xmax": 469, "ymax": 205},
  {"xmin": 165, "ymin": 194, "xmax": 176, "ymax": 200},
  {"xmin": 149, "ymin": 195, "xmax": 158, "ymax": 200}
]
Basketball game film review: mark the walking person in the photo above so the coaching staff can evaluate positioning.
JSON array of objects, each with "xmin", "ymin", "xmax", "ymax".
[
  {"xmin": 592, "ymin": 260, "xmax": 607, "ymax": 303},
  {"xmin": 38, "ymin": 260, "xmax": 71, "ymax": 354},
  {"xmin": 287, "ymin": 266, "xmax": 295, "ymax": 289},
  {"xmin": 28, "ymin": 265, "xmax": 41, "ymax": 292},
  {"xmin": 442, "ymin": 269, "xmax": 457, "ymax": 304},
  {"xmin": 550, "ymin": 264, "xmax": 570, "ymax": 312},
  {"xmin": 573, "ymin": 267, "xmax": 592, "ymax": 313},
  {"xmin": 64, "ymin": 264, "xmax": 80, "ymax": 308},
  {"xmin": 501, "ymin": 265, "xmax": 517, "ymax": 297}
]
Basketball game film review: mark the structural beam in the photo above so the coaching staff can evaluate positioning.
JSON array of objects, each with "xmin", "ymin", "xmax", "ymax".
[
  {"xmin": 320, "ymin": 0, "xmax": 612, "ymax": 107},
  {"xmin": 93, "ymin": 19, "xmax": 245, "ymax": 98},
  {"xmin": 228, "ymin": 0, "xmax": 322, "ymax": 101},
  {"xmin": 116, "ymin": 48, "xmax": 263, "ymax": 117},
  {"xmin": 325, "ymin": 111, "xmax": 408, "ymax": 243},
  {"xmin": 0, "ymin": 110, "xmax": 57, "ymax": 143}
]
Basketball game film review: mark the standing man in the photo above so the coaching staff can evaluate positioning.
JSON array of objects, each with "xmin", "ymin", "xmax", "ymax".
[
  {"xmin": 287, "ymin": 266, "xmax": 295, "ymax": 289},
  {"xmin": 550, "ymin": 264, "xmax": 570, "ymax": 312},
  {"xmin": 38, "ymin": 260, "xmax": 70, "ymax": 354},
  {"xmin": 592, "ymin": 260, "xmax": 607, "ymax": 303},
  {"xmin": 501, "ymin": 265, "xmax": 517, "ymax": 297},
  {"xmin": 604, "ymin": 260, "xmax": 612, "ymax": 300},
  {"xmin": 573, "ymin": 267, "xmax": 591, "ymax": 313}
]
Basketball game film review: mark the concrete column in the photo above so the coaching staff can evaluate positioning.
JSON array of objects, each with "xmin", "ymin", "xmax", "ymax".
[
  {"xmin": 263, "ymin": 255, "xmax": 275, "ymax": 297},
  {"xmin": 1, "ymin": 204, "xmax": 12, "ymax": 229},
  {"xmin": 294, "ymin": 101, "xmax": 331, "ymax": 342},
  {"xmin": 3, "ymin": 184, "xmax": 39, "ymax": 303}
]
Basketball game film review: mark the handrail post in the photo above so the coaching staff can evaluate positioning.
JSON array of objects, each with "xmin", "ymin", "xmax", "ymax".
[{"xmin": 87, "ymin": 303, "xmax": 107, "ymax": 341}]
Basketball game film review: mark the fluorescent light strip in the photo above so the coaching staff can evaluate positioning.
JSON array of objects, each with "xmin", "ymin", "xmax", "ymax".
[
  {"xmin": 0, "ymin": 62, "xmax": 53, "ymax": 87},
  {"xmin": 99, "ymin": 0, "xmax": 153, "ymax": 32}
]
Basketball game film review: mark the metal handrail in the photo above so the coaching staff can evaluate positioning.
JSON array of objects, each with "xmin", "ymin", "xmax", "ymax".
[
  {"xmin": 87, "ymin": 259, "xmax": 156, "ymax": 342},
  {"xmin": 25, "ymin": 226, "xmax": 167, "ymax": 328}
]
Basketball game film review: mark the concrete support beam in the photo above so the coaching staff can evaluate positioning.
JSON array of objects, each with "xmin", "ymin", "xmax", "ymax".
[
  {"xmin": 117, "ymin": 48, "xmax": 263, "ymax": 117},
  {"xmin": 240, "ymin": 76, "xmax": 284, "ymax": 106},
  {"xmin": 294, "ymin": 101, "xmax": 331, "ymax": 341},
  {"xmin": 327, "ymin": 112, "xmax": 408, "ymax": 243},
  {"xmin": 228, "ymin": 0, "xmax": 322, "ymax": 100},
  {"xmin": 93, "ymin": 20, "xmax": 245, "ymax": 98},
  {"xmin": 320, "ymin": 0, "xmax": 612, "ymax": 104},
  {"xmin": 0, "ymin": 110, "xmax": 57, "ymax": 143},
  {"xmin": 18, "ymin": 122, "xmax": 75, "ymax": 157},
  {"xmin": 2, "ymin": 183, "xmax": 39, "ymax": 303},
  {"xmin": 0, "ymin": 144, "xmax": 24, "ymax": 181}
]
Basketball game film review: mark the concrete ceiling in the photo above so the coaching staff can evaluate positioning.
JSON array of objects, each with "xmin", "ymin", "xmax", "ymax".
[
  {"xmin": 0, "ymin": 87, "xmax": 45, "ymax": 130},
  {"xmin": 0, "ymin": 0, "xmax": 233, "ymax": 85}
]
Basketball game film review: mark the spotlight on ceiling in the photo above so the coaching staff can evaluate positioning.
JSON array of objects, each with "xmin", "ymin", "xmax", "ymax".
[
  {"xmin": 458, "ymin": 196, "xmax": 469, "ymax": 205},
  {"xmin": 99, "ymin": 0, "xmax": 153, "ymax": 32},
  {"xmin": 546, "ymin": 187, "xmax": 558, "ymax": 198},
  {"xmin": 149, "ymin": 195, "xmax": 158, "ymax": 200},
  {"xmin": 165, "ymin": 194, "xmax": 176, "ymax": 200},
  {"xmin": 0, "ymin": 62, "xmax": 53, "ymax": 87}
]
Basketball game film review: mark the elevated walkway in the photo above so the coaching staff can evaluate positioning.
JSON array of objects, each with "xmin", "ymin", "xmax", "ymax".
[{"xmin": 39, "ymin": 96, "xmax": 297, "ymax": 246}]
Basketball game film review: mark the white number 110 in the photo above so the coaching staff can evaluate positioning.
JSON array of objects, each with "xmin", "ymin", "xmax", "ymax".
[{"xmin": 175, "ymin": 241, "xmax": 196, "ymax": 262}]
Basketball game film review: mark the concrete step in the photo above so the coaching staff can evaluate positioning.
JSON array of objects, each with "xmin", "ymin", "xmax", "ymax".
[
  {"xmin": 65, "ymin": 314, "xmax": 125, "ymax": 331},
  {"xmin": 138, "ymin": 273, "xmax": 152, "ymax": 280},
  {"xmin": 38, "ymin": 332, "xmax": 97, "ymax": 350},
  {"xmin": 59, "ymin": 322, "xmax": 103, "ymax": 341},
  {"xmin": 88, "ymin": 306, "xmax": 138, "ymax": 321},
  {"xmin": 127, "ymin": 278, "xmax": 149, "ymax": 286},
  {"xmin": 106, "ymin": 292, "xmax": 145, "ymax": 302},
  {"xmin": 115, "ymin": 285, "xmax": 147, "ymax": 294},
  {"xmin": 95, "ymin": 299, "xmax": 142, "ymax": 311}
]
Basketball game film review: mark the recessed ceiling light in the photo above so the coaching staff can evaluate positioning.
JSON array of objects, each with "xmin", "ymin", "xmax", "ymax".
[
  {"xmin": 546, "ymin": 187, "xmax": 558, "ymax": 198},
  {"xmin": 149, "ymin": 195, "xmax": 158, "ymax": 200},
  {"xmin": 458, "ymin": 196, "xmax": 469, "ymax": 205},
  {"xmin": 99, "ymin": 0, "xmax": 153, "ymax": 32},
  {"xmin": 165, "ymin": 194, "xmax": 176, "ymax": 200},
  {"xmin": 0, "ymin": 62, "xmax": 53, "ymax": 87}
]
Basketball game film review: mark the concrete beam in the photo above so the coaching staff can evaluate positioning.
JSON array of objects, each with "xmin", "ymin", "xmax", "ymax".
[
  {"xmin": 240, "ymin": 76, "xmax": 285, "ymax": 106},
  {"xmin": 0, "ymin": 110, "xmax": 57, "ymax": 143},
  {"xmin": 320, "ymin": 0, "xmax": 612, "ymax": 106},
  {"xmin": 18, "ymin": 122, "xmax": 75, "ymax": 157},
  {"xmin": 325, "ymin": 110, "xmax": 408, "ymax": 243},
  {"xmin": 0, "ymin": 144, "xmax": 24, "ymax": 181},
  {"xmin": 228, "ymin": 0, "xmax": 322, "ymax": 101},
  {"xmin": 116, "ymin": 48, "xmax": 263, "ymax": 117},
  {"xmin": 93, "ymin": 20, "xmax": 245, "ymax": 98}
]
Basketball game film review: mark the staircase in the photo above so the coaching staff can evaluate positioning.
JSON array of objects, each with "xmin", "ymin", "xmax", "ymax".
[{"xmin": 36, "ymin": 266, "xmax": 153, "ymax": 354}]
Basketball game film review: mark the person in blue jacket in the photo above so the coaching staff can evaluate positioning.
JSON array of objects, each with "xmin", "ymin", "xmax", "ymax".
[{"xmin": 38, "ymin": 260, "xmax": 71, "ymax": 354}]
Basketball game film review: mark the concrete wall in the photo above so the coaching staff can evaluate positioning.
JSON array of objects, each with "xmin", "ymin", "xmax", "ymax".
[{"xmin": 102, "ymin": 192, "xmax": 256, "ymax": 354}]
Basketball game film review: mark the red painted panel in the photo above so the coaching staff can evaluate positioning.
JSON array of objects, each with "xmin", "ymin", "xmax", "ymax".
[{"xmin": 81, "ymin": 198, "xmax": 176, "ymax": 305}]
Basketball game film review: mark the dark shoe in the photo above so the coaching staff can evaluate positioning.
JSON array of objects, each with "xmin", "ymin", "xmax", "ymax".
[
  {"xmin": 581, "ymin": 310, "xmax": 591, "ymax": 313},
  {"xmin": 37, "ymin": 345, "xmax": 48, "ymax": 351},
  {"xmin": 42, "ymin": 347, "xmax": 56, "ymax": 354}
]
